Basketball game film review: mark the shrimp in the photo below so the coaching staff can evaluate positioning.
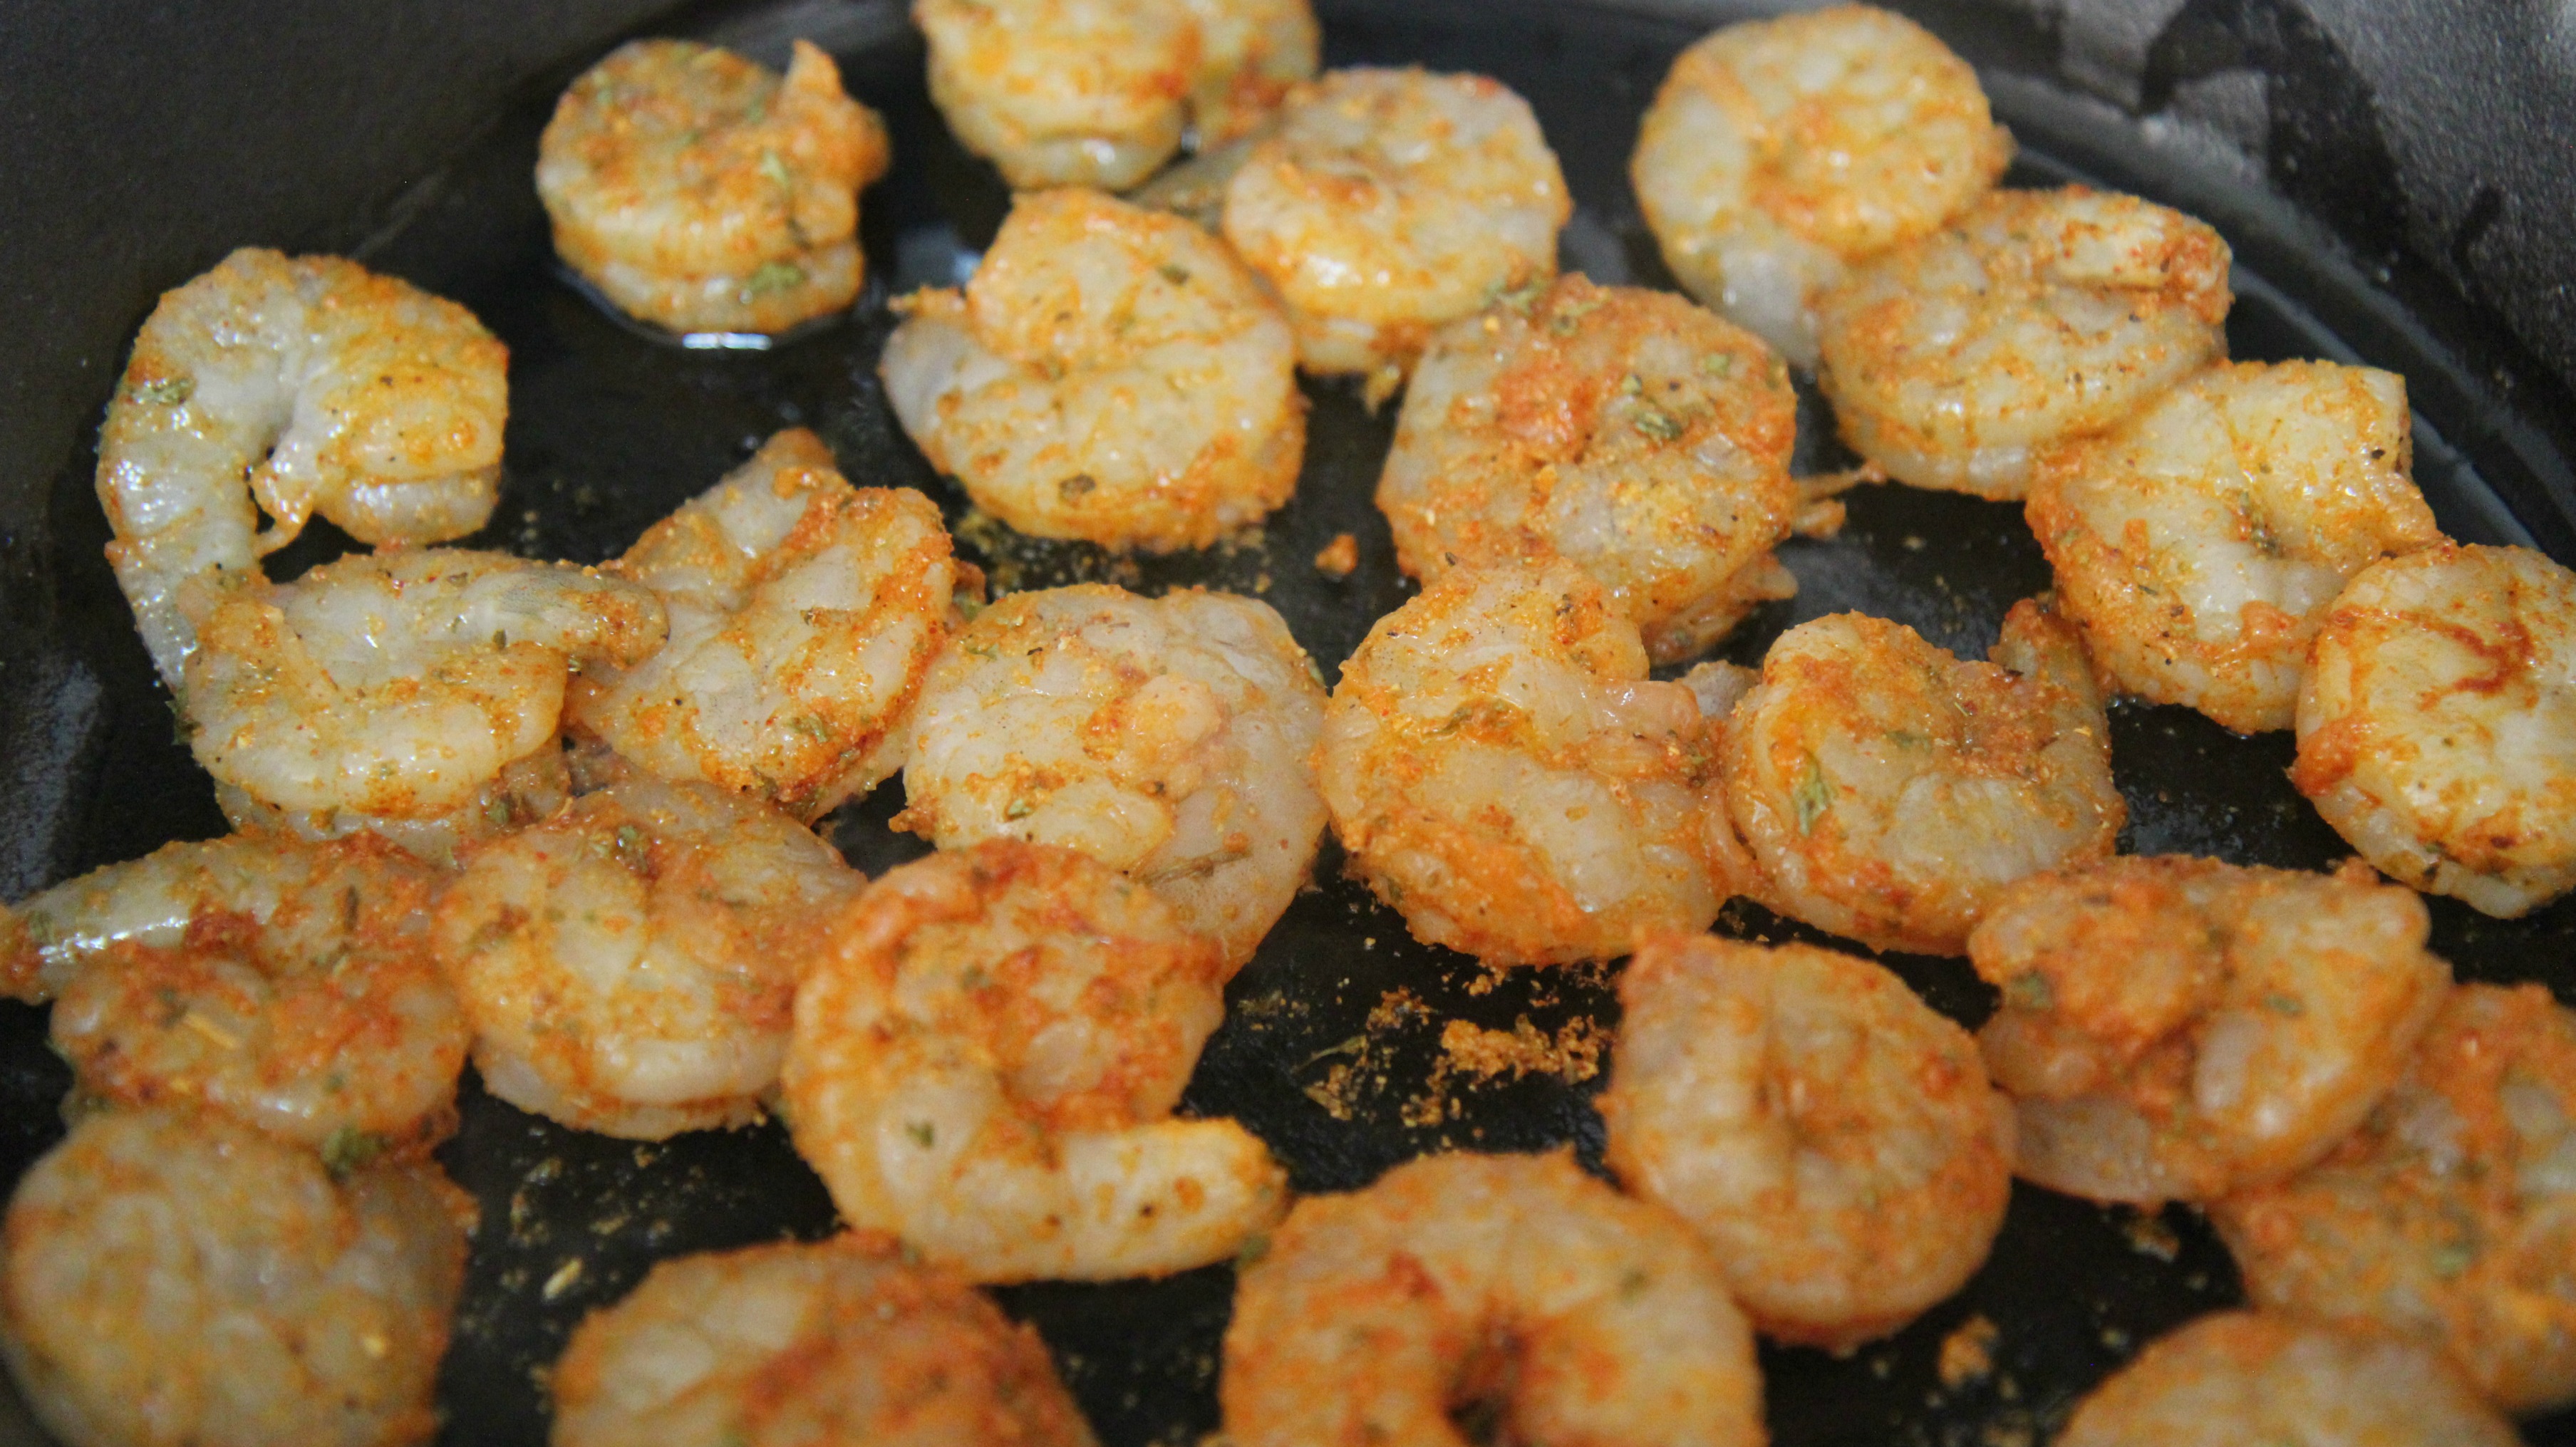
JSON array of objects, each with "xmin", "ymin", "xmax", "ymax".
[
  {"xmin": 1181, "ymin": 0, "xmax": 1320, "ymax": 148},
  {"xmin": 1968, "ymin": 856, "xmax": 2453, "ymax": 1205},
  {"xmin": 551, "ymin": 1233, "xmax": 1100, "ymax": 1447},
  {"xmin": 433, "ymin": 777, "xmax": 862, "ymax": 1140},
  {"xmin": 1377, "ymin": 275, "xmax": 1804, "ymax": 664},
  {"xmin": 881, "ymin": 188, "xmax": 1305, "ymax": 554},
  {"xmin": 1321, "ymin": 560, "xmax": 1719, "ymax": 966},
  {"xmin": 2211, "ymin": 982, "xmax": 2576, "ymax": 1414},
  {"xmin": 1712, "ymin": 598, "xmax": 2124, "ymax": 956},
  {"xmin": 179, "ymin": 548, "xmax": 666, "ymax": 851},
  {"xmin": 1221, "ymin": 67, "xmax": 1572, "ymax": 385},
  {"xmin": 0, "ymin": 1109, "xmax": 472, "ymax": 1447},
  {"xmin": 2055, "ymin": 1311, "xmax": 2522, "ymax": 1447},
  {"xmin": 95, "ymin": 247, "xmax": 507, "ymax": 688},
  {"xmin": 16, "ymin": 833, "xmax": 467, "ymax": 1156},
  {"xmin": 537, "ymin": 39, "xmax": 891, "ymax": 336},
  {"xmin": 564, "ymin": 430, "xmax": 961, "ymax": 819},
  {"xmin": 781, "ymin": 841, "xmax": 1286, "ymax": 1282},
  {"xmin": 1630, "ymin": 4, "xmax": 2013, "ymax": 368},
  {"xmin": 1814, "ymin": 185, "xmax": 2233, "ymax": 499},
  {"xmin": 1600, "ymin": 933, "xmax": 2016, "ymax": 1349},
  {"xmin": 2030, "ymin": 361, "xmax": 2442, "ymax": 734},
  {"xmin": 2292, "ymin": 543, "xmax": 2576, "ymax": 918},
  {"xmin": 894, "ymin": 584, "xmax": 1326, "ymax": 970},
  {"xmin": 1220, "ymin": 1149, "xmax": 1764, "ymax": 1447}
]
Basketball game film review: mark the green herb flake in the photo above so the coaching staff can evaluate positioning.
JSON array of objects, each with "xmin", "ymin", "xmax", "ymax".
[
  {"xmin": 130, "ymin": 375, "xmax": 195, "ymax": 406},
  {"xmin": 2005, "ymin": 971, "xmax": 2055, "ymax": 1011},
  {"xmin": 321, "ymin": 1125, "xmax": 389, "ymax": 1179},
  {"xmin": 1492, "ymin": 279, "xmax": 1547, "ymax": 313},
  {"xmin": 2428, "ymin": 1241, "xmax": 2477, "ymax": 1280},
  {"xmin": 1632, "ymin": 406, "xmax": 1685, "ymax": 442},
  {"xmin": 1003, "ymin": 797, "xmax": 1036, "ymax": 821},
  {"xmin": 739, "ymin": 260, "xmax": 807, "ymax": 300},
  {"xmin": 1157, "ymin": 263, "xmax": 1191, "ymax": 286},
  {"xmin": 483, "ymin": 799, "xmax": 513, "ymax": 826},
  {"xmin": 1793, "ymin": 755, "xmax": 1833, "ymax": 834},
  {"xmin": 790, "ymin": 715, "xmax": 835, "ymax": 742},
  {"xmin": 1700, "ymin": 352, "xmax": 1737, "ymax": 377},
  {"xmin": 2265, "ymin": 992, "xmax": 2307, "ymax": 1017},
  {"xmin": 1235, "ymin": 1233, "xmax": 1271, "ymax": 1270},
  {"xmin": 757, "ymin": 149, "xmax": 792, "ymax": 187},
  {"xmin": 1057, "ymin": 472, "xmax": 1097, "ymax": 500},
  {"xmin": 166, "ymin": 697, "xmax": 195, "ymax": 745},
  {"xmin": 612, "ymin": 824, "xmax": 649, "ymax": 869},
  {"xmin": 905, "ymin": 1120, "xmax": 937, "ymax": 1148}
]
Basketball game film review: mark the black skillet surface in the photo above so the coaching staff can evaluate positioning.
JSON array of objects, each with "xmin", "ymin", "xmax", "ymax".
[{"xmin": 4, "ymin": 0, "xmax": 2575, "ymax": 1443}]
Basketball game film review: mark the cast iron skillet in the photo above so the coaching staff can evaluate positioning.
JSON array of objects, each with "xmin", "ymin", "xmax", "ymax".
[{"xmin": 2, "ymin": 1, "xmax": 2574, "ymax": 1443}]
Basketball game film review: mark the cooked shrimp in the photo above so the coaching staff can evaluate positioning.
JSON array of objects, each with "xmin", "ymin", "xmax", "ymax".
[
  {"xmin": 1815, "ymin": 185, "xmax": 2233, "ymax": 499},
  {"xmin": 565, "ymin": 430, "xmax": 960, "ymax": 819},
  {"xmin": 782, "ymin": 841, "xmax": 1285, "ymax": 1282},
  {"xmin": 881, "ymin": 187, "xmax": 1304, "ymax": 553},
  {"xmin": 214, "ymin": 747, "xmax": 571, "ymax": 868},
  {"xmin": 917, "ymin": 0, "xmax": 1195, "ymax": 190},
  {"xmin": 1182, "ymin": 0, "xmax": 1319, "ymax": 147},
  {"xmin": 1221, "ymin": 67, "xmax": 1572, "ymax": 384},
  {"xmin": 537, "ymin": 39, "xmax": 891, "ymax": 335},
  {"xmin": 1713, "ymin": 598, "xmax": 2124, "ymax": 955},
  {"xmin": 2031, "ymin": 361, "xmax": 2441, "ymax": 733},
  {"xmin": 1221, "ymin": 1149, "xmax": 1763, "ymax": 1447},
  {"xmin": 434, "ymin": 777, "xmax": 861, "ymax": 1140},
  {"xmin": 96, "ymin": 247, "xmax": 507, "ymax": 687},
  {"xmin": 18, "ymin": 833, "xmax": 466, "ymax": 1156},
  {"xmin": 552, "ymin": 1233, "xmax": 1100, "ymax": 1447},
  {"xmin": 2212, "ymin": 982, "xmax": 2576, "ymax": 1414},
  {"xmin": 0, "ymin": 1109, "xmax": 472, "ymax": 1447},
  {"xmin": 2056, "ymin": 1310, "xmax": 2521, "ymax": 1447},
  {"xmin": 1601, "ymin": 933, "xmax": 2015, "ymax": 1349},
  {"xmin": 1322, "ymin": 560, "xmax": 1719, "ymax": 965},
  {"xmin": 180, "ymin": 548, "xmax": 666, "ymax": 846},
  {"xmin": 1969, "ymin": 856, "xmax": 2452, "ymax": 1205},
  {"xmin": 2292, "ymin": 543, "xmax": 2576, "ymax": 918},
  {"xmin": 894, "ymin": 584, "xmax": 1325, "ymax": 970},
  {"xmin": 1631, "ymin": 5, "xmax": 2012, "ymax": 368},
  {"xmin": 1377, "ymin": 276, "xmax": 1801, "ymax": 664}
]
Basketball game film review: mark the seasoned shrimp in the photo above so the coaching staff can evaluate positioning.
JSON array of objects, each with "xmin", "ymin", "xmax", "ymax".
[
  {"xmin": 1377, "ymin": 275, "xmax": 1802, "ymax": 664},
  {"xmin": 1969, "ymin": 856, "xmax": 2452, "ymax": 1205},
  {"xmin": 1815, "ymin": 186, "xmax": 2233, "ymax": 499},
  {"xmin": 537, "ymin": 39, "xmax": 891, "ymax": 335},
  {"xmin": 0, "ymin": 1109, "xmax": 472, "ymax": 1447},
  {"xmin": 180, "ymin": 548, "xmax": 666, "ymax": 847},
  {"xmin": 782, "ymin": 841, "xmax": 1286, "ymax": 1281},
  {"xmin": 1713, "ymin": 599, "xmax": 2124, "ymax": 955},
  {"xmin": 1221, "ymin": 1149, "xmax": 1764, "ymax": 1447},
  {"xmin": 552, "ymin": 1233, "xmax": 1099, "ymax": 1447},
  {"xmin": 434, "ymin": 778, "xmax": 861, "ymax": 1140},
  {"xmin": 1182, "ymin": 0, "xmax": 1320, "ymax": 147},
  {"xmin": 96, "ymin": 247, "xmax": 507, "ymax": 687},
  {"xmin": 565, "ymin": 430, "xmax": 960, "ymax": 819},
  {"xmin": 2031, "ymin": 361, "xmax": 2441, "ymax": 733},
  {"xmin": 1322, "ymin": 561, "xmax": 1719, "ymax": 965},
  {"xmin": 1221, "ymin": 67, "xmax": 1572, "ymax": 384},
  {"xmin": 1601, "ymin": 934, "xmax": 2015, "ymax": 1349},
  {"xmin": 895, "ymin": 584, "xmax": 1325, "ymax": 970},
  {"xmin": 2212, "ymin": 982, "xmax": 2576, "ymax": 1414},
  {"xmin": 26, "ymin": 834, "xmax": 466, "ymax": 1156},
  {"xmin": 881, "ymin": 187, "xmax": 1305, "ymax": 553},
  {"xmin": 1631, "ymin": 5, "xmax": 2012, "ymax": 367},
  {"xmin": 2292, "ymin": 543, "xmax": 2576, "ymax": 918},
  {"xmin": 2056, "ymin": 1311, "xmax": 2521, "ymax": 1447}
]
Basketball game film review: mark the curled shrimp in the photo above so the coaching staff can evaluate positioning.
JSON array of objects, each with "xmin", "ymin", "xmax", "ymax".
[
  {"xmin": 781, "ymin": 841, "xmax": 1286, "ymax": 1282},
  {"xmin": 96, "ymin": 247, "xmax": 508, "ymax": 688},
  {"xmin": 1377, "ymin": 274, "xmax": 1802, "ymax": 664},
  {"xmin": 1219, "ymin": 1149, "xmax": 1764, "ymax": 1447},
  {"xmin": 552, "ymin": 1233, "xmax": 1099, "ymax": 1447},
  {"xmin": 2292, "ymin": 542, "xmax": 2576, "ymax": 918},
  {"xmin": 179, "ymin": 548, "xmax": 666, "ymax": 851},
  {"xmin": 1815, "ymin": 185, "xmax": 2233, "ymax": 499},
  {"xmin": 2030, "ymin": 361, "xmax": 2441, "ymax": 734},
  {"xmin": 1221, "ymin": 67, "xmax": 1571, "ymax": 384},
  {"xmin": 433, "ymin": 777, "xmax": 861, "ymax": 1140},
  {"xmin": 14, "ymin": 833, "xmax": 467, "ymax": 1156},
  {"xmin": 895, "ymin": 584, "xmax": 1326, "ymax": 970},
  {"xmin": 1631, "ymin": 4, "xmax": 2012, "ymax": 367},
  {"xmin": 1320, "ymin": 560, "xmax": 1720, "ymax": 966},
  {"xmin": 1969, "ymin": 856, "xmax": 2453, "ymax": 1205},
  {"xmin": 565, "ymin": 429, "xmax": 961, "ymax": 819},
  {"xmin": 2057, "ymin": 1310, "xmax": 2520, "ymax": 1447},
  {"xmin": 2212, "ymin": 982, "xmax": 2576, "ymax": 1414},
  {"xmin": 881, "ymin": 187, "xmax": 1305, "ymax": 553},
  {"xmin": 537, "ymin": 39, "xmax": 891, "ymax": 335},
  {"xmin": 1712, "ymin": 598, "xmax": 2124, "ymax": 956},
  {"xmin": 1600, "ymin": 933, "xmax": 2015, "ymax": 1349},
  {"xmin": 0, "ymin": 1109, "xmax": 472, "ymax": 1447}
]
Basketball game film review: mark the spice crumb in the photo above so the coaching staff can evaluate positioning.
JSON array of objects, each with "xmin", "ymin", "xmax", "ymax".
[{"xmin": 1313, "ymin": 532, "xmax": 1360, "ymax": 578}]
